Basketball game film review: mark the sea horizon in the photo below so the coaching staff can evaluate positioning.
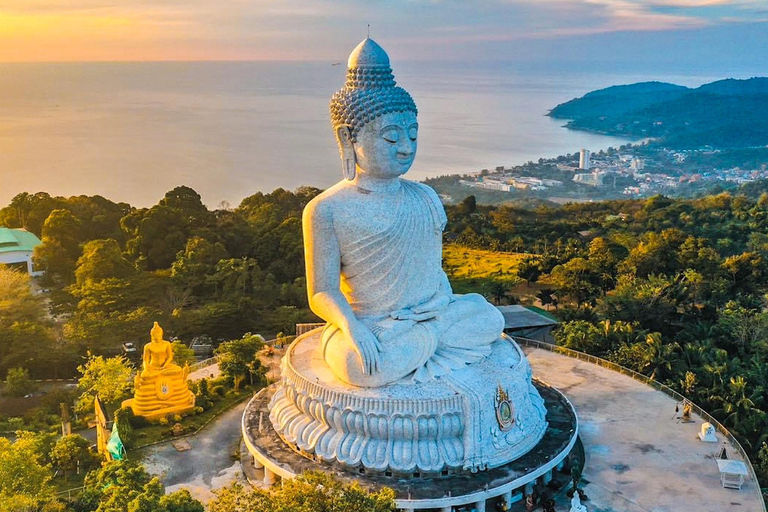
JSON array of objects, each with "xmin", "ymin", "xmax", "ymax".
[{"xmin": 0, "ymin": 60, "xmax": 763, "ymax": 209}]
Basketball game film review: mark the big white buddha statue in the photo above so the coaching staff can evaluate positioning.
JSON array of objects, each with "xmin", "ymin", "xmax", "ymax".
[
  {"xmin": 304, "ymin": 37, "xmax": 505, "ymax": 387},
  {"xmin": 268, "ymin": 37, "xmax": 549, "ymax": 476}
]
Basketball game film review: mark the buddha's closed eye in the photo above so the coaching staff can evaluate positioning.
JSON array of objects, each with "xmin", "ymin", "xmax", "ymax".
[{"xmin": 381, "ymin": 127, "xmax": 399, "ymax": 144}]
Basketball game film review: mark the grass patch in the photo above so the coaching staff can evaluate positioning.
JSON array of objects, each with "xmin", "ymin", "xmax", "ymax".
[
  {"xmin": 443, "ymin": 245, "xmax": 525, "ymax": 294},
  {"xmin": 127, "ymin": 386, "xmax": 256, "ymax": 453},
  {"xmin": 443, "ymin": 245, "xmax": 554, "ymax": 306}
]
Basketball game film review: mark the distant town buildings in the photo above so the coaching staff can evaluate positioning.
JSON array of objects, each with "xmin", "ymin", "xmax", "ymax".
[
  {"xmin": 0, "ymin": 228, "xmax": 43, "ymax": 276},
  {"xmin": 579, "ymin": 149, "xmax": 591, "ymax": 170},
  {"xmin": 452, "ymin": 145, "xmax": 768, "ymax": 201}
]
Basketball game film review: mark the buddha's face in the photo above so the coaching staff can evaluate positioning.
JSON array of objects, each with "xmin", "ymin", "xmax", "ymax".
[{"xmin": 352, "ymin": 111, "xmax": 418, "ymax": 179}]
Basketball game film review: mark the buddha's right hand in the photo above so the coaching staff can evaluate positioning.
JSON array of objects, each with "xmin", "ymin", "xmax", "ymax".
[{"xmin": 344, "ymin": 321, "xmax": 382, "ymax": 375}]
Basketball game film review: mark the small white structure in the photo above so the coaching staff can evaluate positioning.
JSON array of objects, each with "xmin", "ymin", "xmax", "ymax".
[
  {"xmin": 0, "ymin": 228, "xmax": 43, "ymax": 276},
  {"xmin": 716, "ymin": 459, "xmax": 748, "ymax": 490},
  {"xmin": 698, "ymin": 422, "xmax": 718, "ymax": 443},
  {"xmin": 570, "ymin": 493, "xmax": 588, "ymax": 512}
]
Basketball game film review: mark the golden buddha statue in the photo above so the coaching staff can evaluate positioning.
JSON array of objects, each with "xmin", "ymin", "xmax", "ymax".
[{"xmin": 122, "ymin": 322, "xmax": 195, "ymax": 420}]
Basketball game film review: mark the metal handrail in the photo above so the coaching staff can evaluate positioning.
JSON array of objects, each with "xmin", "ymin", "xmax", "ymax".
[
  {"xmin": 188, "ymin": 355, "xmax": 221, "ymax": 372},
  {"xmin": 56, "ymin": 485, "xmax": 85, "ymax": 499},
  {"xmin": 515, "ymin": 336, "xmax": 767, "ymax": 510}
]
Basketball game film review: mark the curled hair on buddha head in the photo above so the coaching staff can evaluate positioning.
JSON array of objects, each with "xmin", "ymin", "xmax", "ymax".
[{"xmin": 330, "ymin": 37, "xmax": 418, "ymax": 180}]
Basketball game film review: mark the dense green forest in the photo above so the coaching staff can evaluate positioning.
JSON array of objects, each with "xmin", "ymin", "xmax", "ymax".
[
  {"xmin": 447, "ymin": 183, "xmax": 768, "ymax": 487},
  {"xmin": 4, "ymin": 181, "xmax": 768, "ymax": 493},
  {"xmin": 549, "ymin": 77, "xmax": 768, "ymax": 149},
  {"xmin": 0, "ymin": 186, "xmax": 319, "ymax": 379}
]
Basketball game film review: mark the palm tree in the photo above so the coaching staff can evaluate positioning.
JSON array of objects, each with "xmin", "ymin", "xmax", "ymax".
[
  {"xmin": 712, "ymin": 376, "xmax": 766, "ymax": 436},
  {"xmin": 642, "ymin": 333, "xmax": 679, "ymax": 382}
]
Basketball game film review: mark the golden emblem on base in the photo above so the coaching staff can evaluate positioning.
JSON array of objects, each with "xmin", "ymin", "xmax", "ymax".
[
  {"xmin": 495, "ymin": 383, "xmax": 515, "ymax": 432},
  {"xmin": 122, "ymin": 322, "xmax": 195, "ymax": 421}
]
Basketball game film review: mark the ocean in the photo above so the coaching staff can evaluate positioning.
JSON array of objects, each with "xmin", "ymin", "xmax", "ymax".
[{"xmin": 0, "ymin": 61, "xmax": 757, "ymax": 208}]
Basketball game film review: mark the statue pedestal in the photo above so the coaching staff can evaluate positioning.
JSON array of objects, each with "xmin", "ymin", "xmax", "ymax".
[
  {"xmin": 122, "ymin": 366, "xmax": 195, "ymax": 421},
  {"xmin": 269, "ymin": 329, "xmax": 548, "ymax": 475}
]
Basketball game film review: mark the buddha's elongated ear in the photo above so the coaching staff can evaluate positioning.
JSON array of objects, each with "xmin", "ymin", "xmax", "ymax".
[{"xmin": 335, "ymin": 125, "xmax": 356, "ymax": 181}]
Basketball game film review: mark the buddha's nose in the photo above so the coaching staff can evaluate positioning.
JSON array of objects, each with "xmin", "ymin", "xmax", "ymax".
[{"xmin": 397, "ymin": 140, "xmax": 415, "ymax": 158}]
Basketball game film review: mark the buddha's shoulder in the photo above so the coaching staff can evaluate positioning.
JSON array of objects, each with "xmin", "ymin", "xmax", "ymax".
[
  {"xmin": 402, "ymin": 180, "xmax": 443, "ymax": 208},
  {"xmin": 303, "ymin": 181, "xmax": 356, "ymax": 219}
]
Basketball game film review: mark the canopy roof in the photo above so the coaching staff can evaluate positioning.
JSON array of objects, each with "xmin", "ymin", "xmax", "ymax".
[
  {"xmin": 716, "ymin": 459, "xmax": 748, "ymax": 475},
  {"xmin": 0, "ymin": 228, "xmax": 41, "ymax": 254},
  {"xmin": 497, "ymin": 305, "xmax": 558, "ymax": 331}
]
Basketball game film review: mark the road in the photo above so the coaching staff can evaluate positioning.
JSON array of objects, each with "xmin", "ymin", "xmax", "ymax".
[{"xmin": 140, "ymin": 400, "xmax": 248, "ymax": 503}]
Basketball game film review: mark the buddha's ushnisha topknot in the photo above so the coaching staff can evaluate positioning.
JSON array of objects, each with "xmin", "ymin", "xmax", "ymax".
[{"xmin": 330, "ymin": 38, "xmax": 417, "ymax": 142}]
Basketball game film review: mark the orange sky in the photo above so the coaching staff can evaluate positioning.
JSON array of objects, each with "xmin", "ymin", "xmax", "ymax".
[{"xmin": 0, "ymin": 0, "xmax": 765, "ymax": 62}]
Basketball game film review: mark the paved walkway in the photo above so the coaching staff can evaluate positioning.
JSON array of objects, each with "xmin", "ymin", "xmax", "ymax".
[
  {"xmin": 187, "ymin": 363, "xmax": 221, "ymax": 382},
  {"xmin": 141, "ymin": 401, "xmax": 248, "ymax": 503},
  {"xmin": 524, "ymin": 347, "xmax": 763, "ymax": 512}
]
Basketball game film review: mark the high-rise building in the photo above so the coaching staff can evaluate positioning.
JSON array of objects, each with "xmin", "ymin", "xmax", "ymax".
[{"xmin": 579, "ymin": 148, "xmax": 591, "ymax": 170}]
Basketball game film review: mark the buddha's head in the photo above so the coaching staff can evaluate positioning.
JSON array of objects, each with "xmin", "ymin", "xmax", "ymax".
[
  {"xmin": 330, "ymin": 38, "xmax": 418, "ymax": 180},
  {"xmin": 150, "ymin": 322, "xmax": 163, "ymax": 343}
]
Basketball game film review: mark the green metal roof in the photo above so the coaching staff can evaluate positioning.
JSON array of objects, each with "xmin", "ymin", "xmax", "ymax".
[{"xmin": 0, "ymin": 228, "xmax": 42, "ymax": 254}]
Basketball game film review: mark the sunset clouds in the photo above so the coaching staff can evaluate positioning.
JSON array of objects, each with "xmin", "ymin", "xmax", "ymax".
[{"xmin": 0, "ymin": 0, "xmax": 765, "ymax": 61}]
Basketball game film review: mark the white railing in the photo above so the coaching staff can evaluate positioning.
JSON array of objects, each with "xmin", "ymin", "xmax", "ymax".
[{"xmin": 188, "ymin": 355, "xmax": 221, "ymax": 372}]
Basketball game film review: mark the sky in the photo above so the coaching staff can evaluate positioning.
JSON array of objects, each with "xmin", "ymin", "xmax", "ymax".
[{"xmin": 0, "ymin": 0, "xmax": 767, "ymax": 67}]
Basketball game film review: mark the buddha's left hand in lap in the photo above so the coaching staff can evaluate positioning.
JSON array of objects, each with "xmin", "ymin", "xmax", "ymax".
[{"xmin": 391, "ymin": 291, "xmax": 451, "ymax": 322}]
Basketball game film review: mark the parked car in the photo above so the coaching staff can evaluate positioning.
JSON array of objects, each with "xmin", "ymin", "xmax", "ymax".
[{"xmin": 122, "ymin": 342, "xmax": 137, "ymax": 355}]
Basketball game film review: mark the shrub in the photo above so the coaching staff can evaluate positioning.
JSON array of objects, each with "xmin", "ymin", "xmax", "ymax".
[
  {"xmin": 4, "ymin": 367, "xmax": 36, "ymax": 397},
  {"xmin": 158, "ymin": 417, "xmax": 169, "ymax": 426},
  {"xmin": 211, "ymin": 385, "xmax": 225, "ymax": 397}
]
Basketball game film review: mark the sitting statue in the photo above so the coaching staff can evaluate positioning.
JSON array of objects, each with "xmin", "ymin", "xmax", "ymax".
[
  {"xmin": 303, "ymin": 37, "xmax": 505, "ymax": 387},
  {"xmin": 122, "ymin": 322, "xmax": 195, "ymax": 420}
]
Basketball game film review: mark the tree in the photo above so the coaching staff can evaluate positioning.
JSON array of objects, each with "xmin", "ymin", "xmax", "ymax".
[
  {"xmin": 722, "ymin": 252, "xmax": 765, "ymax": 295},
  {"xmin": 640, "ymin": 332, "xmax": 679, "ymax": 382},
  {"xmin": 160, "ymin": 489, "xmax": 206, "ymax": 512},
  {"xmin": 50, "ymin": 434, "xmax": 95, "ymax": 477},
  {"xmin": 76, "ymin": 355, "xmax": 133, "ymax": 413},
  {"xmin": 755, "ymin": 442, "xmax": 768, "ymax": 487},
  {"xmin": 517, "ymin": 256, "xmax": 541, "ymax": 286},
  {"xmin": 4, "ymin": 367, "xmax": 35, "ymax": 397},
  {"xmin": 209, "ymin": 471, "xmax": 395, "ymax": 512},
  {"xmin": 215, "ymin": 333, "xmax": 265, "ymax": 386},
  {"xmin": 77, "ymin": 460, "xmax": 205, "ymax": 512},
  {"xmin": 458, "ymin": 195, "xmax": 477, "ymax": 214},
  {"xmin": 712, "ymin": 376, "xmax": 765, "ymax": 433},
  {"xmin": 12, "ymin": 431, "xmax": 57, "ymax": 466},
  {"xmin": 0, "ymin": 267, "xmax": 57, "ymax": 379},
  {"xmin": 75, "ymin": 239, "xmax": 134, "ymax": 285},
  {"xmin": 0, "ymin": 437, "xmax": 56, "ymax": 511},
  {"xmin": 34, "ymin": 208, "xmax": 83, "ymax": 283},
  {"xmin": 549, "ymin": 258, "xmax": 601, "ymax": 307},
  {"xmin": 171, "ymin": 341, "xmax": 196, "ymax": 368}
]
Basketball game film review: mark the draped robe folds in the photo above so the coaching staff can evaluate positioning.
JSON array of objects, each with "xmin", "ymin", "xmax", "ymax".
[{"xmin": 321, "ymin": 180, "xmax": 500, "ymax": 386}]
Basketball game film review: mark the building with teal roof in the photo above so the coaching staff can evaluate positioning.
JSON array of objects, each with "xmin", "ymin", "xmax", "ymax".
[{"xmin": 0, "ymin": 228, "xmax": 43, "ymax": 275}]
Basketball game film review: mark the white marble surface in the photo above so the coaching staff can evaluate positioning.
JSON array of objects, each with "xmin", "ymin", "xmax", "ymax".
[
  {"xmin": 304, "ymin": 37, "xmax": 504, "ymax": 387},
  {"xmin": 269, "ymin": 330, "xmax": 548, "ymax": 474}
]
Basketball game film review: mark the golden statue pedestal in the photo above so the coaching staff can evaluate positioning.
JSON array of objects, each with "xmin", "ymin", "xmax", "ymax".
[
  {"xmin": 122, "ymin": 322, "xmax": 196, "ymax": 421},
  {"xmin": 122, "ymin": 366, "xmax": 195, "ymax": 420}
]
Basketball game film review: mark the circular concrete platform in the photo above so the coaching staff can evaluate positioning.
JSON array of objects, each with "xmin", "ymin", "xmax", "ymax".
[{"xmin": 242, "ymin": 380, "xmax": 578, "ymax": 510}]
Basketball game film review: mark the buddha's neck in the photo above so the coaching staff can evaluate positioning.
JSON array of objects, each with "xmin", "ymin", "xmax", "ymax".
[{"xmin": 353, "ymin": 172, "xmax": 402, "ymax": 194}]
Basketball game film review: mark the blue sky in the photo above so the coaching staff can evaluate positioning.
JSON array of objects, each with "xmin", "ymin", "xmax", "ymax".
[{"xmin": 0, "ymin": 0, "xmax": 766, "ymax": 65}]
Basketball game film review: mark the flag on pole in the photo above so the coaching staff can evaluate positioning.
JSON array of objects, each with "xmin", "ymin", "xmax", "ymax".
[{"xmin": 106, "ymin": 421, "xmax": 125, "ymax": 460}]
